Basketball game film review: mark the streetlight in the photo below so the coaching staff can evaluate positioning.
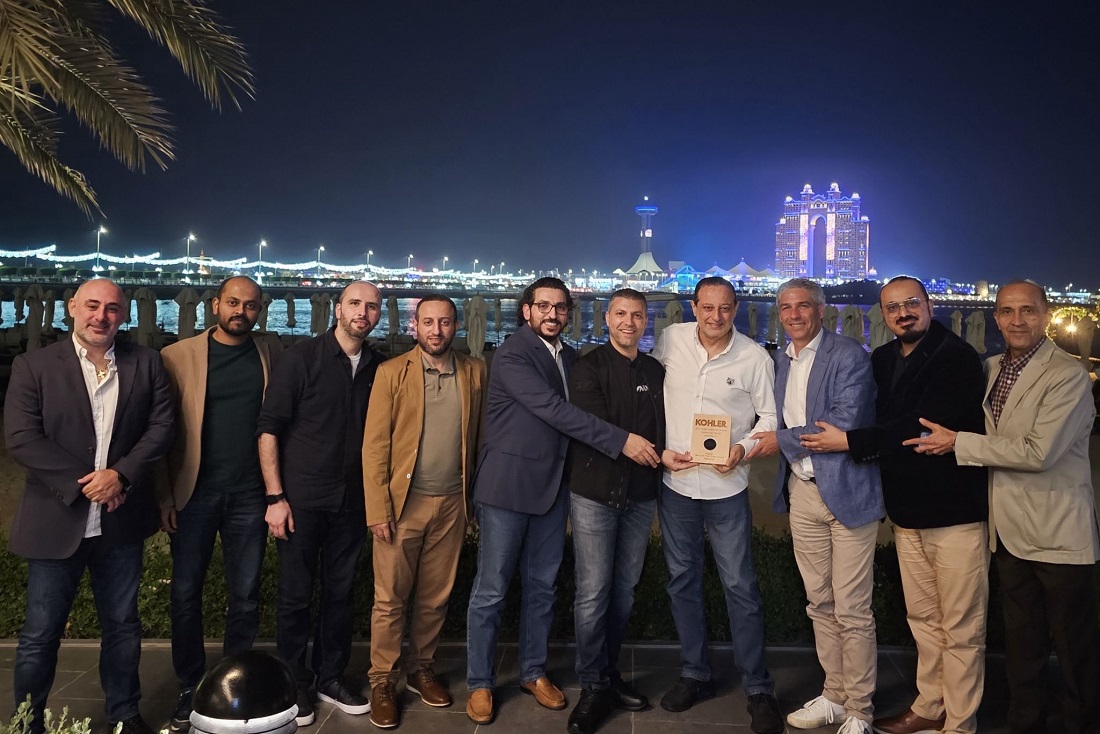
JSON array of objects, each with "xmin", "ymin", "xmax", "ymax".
[
  {"xmin": 366, "ymin": 249, "xmax": 373, "ymax": 269},
  {"xmin": 407, "ymin": 253, "xmax": 414, "ymax": 269},
  {"xmin": 490, "ymin": 264, "xmax": 495, "ymax": 276},
  {"xmin": 443, "ymin": 256, "xmax": 449, "ymax": 271},
  {"xmin": 95, "ymin": 225, "xmax": 108, "ymax": 271},
  {"xmin": 257, "ymin": 239, "xmax": 266, "ymax": 281},
  {"xmin": 317, "ymin": 244, "xmax": 325, "ymax": 271},
  {"xmin": 500, "ymin": 261, "xmax": 505, "ymax": 275},
  {"xmin": 184, "ymin": 233, "xmax": 196, "ymax": 273}
]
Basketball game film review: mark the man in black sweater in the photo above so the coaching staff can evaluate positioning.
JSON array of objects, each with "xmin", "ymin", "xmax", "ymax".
[{"xmin": 803, "ymin": 277, "xmax": 988, "ymax": 734}]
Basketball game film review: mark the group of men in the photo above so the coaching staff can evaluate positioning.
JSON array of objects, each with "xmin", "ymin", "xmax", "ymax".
[{"xmin": 3, "ymin": 272, "xmax": 1097, "ymax": 734}]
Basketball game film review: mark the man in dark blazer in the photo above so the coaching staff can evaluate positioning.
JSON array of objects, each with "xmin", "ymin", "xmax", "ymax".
[
  {"xmin": 4, "ymin": 278, "xmax": 174, "ymax": 734},
  {"xmin": 804, "ymin": 276, "xmax": 989, "ymax": 734},
  {"xmin": 749, "ymin": 278, "xmax": 884, "ymax": 734},
  {"xmin": 465, "ymin": 277, "xmax": 659, "ymax": 725}
]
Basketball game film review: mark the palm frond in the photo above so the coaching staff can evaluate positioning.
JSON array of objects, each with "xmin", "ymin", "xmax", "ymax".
[
  {"xmin": 0, "ymin": 103, "xmax": 99, "ymax": 216},
  {"xmin": 106, "ymin": 0, "xmax": 254, "ymax": 110}
]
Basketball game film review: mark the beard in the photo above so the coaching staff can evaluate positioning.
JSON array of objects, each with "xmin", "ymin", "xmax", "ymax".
[
  {"xmin": 897, "ymin": 326, "xmax": 928, "ymax": 344},
  {"xmin": 218, "ymin": 314, "xmax": 254, "ymax": 336},
  {"xmin": 419, "ymin": 334, "xmax": 453, "ymax": 356}
]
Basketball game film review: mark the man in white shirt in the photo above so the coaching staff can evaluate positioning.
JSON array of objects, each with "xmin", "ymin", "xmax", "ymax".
[
  {"xmin": 5, "ymin": 278, "xmax": 174, "ymax": 734},
  {"xmin": 651, "ymin": 276, "xmax": 782, "ymax": 734},
  {"xmin": 748, "ymin": 278, "xmax": 884, "ymax": 734}
]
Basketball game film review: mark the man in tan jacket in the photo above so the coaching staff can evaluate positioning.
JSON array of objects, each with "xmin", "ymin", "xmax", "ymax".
[
  {"xmin": 156, "ymin": 276, "xmax": 282, "ymax": 731},
  {"xmin": 909, "ymin": 280, "xmax": 1099, "ymax": 734},
  {"xmin": 362, "ymin": 294, "xmax": 486, "ymax": 729}
]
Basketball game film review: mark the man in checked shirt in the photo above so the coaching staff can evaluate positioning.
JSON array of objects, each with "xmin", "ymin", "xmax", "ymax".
[{"xmin": 909, "ymin": 280, "xmax": 1099, "ymax": 734}]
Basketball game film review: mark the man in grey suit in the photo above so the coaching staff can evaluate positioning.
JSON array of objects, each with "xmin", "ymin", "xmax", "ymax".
[
  {"xmin": 4, "ymin": 278, "xmax": 174, "ymax": 734},
  {"xmin": 465, "ymin": 277, "xmax": 658, "ymax": 726},
  {"xmin": 749, "ymin": 278, "xmax": 885, "ymax": 734},
  {"xmin": 910, "ymin": 280, "xmax": 1099, "ymax": 734}
]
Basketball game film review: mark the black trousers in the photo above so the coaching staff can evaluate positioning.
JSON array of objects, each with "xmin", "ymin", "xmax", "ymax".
[
  {"xmin": 275, "ymin": 496, "xmax": 366, "ymax": 687},
  {"xmin": 996, "ymin": 548, "xmax": 1100, "ymax": 734}
]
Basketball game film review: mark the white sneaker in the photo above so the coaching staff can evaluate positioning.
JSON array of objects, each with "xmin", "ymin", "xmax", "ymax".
[
  {"xmin": 837, "ymin": 716, "xmax": 872, "ymax": 734},
  {"xmin": 787, "ymin": 696, "xmax": 847, "ymax": 729}
]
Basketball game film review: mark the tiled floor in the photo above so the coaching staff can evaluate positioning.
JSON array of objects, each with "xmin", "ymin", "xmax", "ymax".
[{"xmin": 0, "ymin": 641, "xmax": 1047, "ymax": 734}]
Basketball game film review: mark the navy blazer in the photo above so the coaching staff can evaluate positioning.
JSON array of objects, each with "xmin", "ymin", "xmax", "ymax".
[
  {"xmin": 4, "ymin": 337, "xmax": 175, "ymax": 559},
  {"xmin": 472, "ymin": 325, "xmax": 628, "ymax": 515},
  {"xmin": 771, "ymin": 329, "xmax": 885, "ymax": 528}
]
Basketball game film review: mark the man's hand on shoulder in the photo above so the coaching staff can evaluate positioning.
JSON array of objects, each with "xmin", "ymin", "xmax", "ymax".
[
  {"xmin": 266, "ymin": 499, "xmax": 294, "ymax": 540},
  {"xmin": 623, "ymin": 433, "xmax": 660, "ymax": 467}
]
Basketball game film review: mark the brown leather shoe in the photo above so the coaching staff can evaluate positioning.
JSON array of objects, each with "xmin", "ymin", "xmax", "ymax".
[
  {"xmin": 467, "ymin": 689, "xmax": 494, "ymax": 724},
  {"xmin": 407, "ymin": 667, "xmax": 452, "ymax": 707},
  {"xmin": 369, "ymin": 682, "xmax": 399, "ymax": 729},
  {"xmin": 872, "ymin": 709, "xmax": 946, "ymax": 734},
  {"xmin": 519, "ymin": 676, "xmax": 567, "ymax": 710}
]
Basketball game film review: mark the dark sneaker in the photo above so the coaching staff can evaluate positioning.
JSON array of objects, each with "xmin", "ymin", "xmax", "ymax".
[
  {"xmin": 567, "ymin": 689, "xmax": 614, "ymax": 734},
  {"xmin": 168, "ymin": 688, "xmax": 195, "ymax": 732},
  {"xmin": 317, "ymin": 676, "xmax": 371, "ymax": 715},
  {"xmin": 296, "ymin": 685, "xmax": 316, "ymax": 727},
  {"xmin": 659, "ymin": 677, "xmax": 715, "ymax": 712},
  {"xmin": 112, "ymin": 715, "xmax": 154, "ymax": 734},
  {"xmin": 608, "ymin": 676, "xmax": 648, "ymax": 712},
  {"xmin": 369, "ymin": 682, "xmax": 399, "ymax": 729},
  {"xmin": 746, "ymin": 692, "xmax": 784, "ymax": 734}
]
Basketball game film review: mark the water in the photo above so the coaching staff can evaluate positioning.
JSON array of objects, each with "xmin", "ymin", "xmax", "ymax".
[{"xmin": 0, "ymin": 297, "xmax": 1006, "ymax": 355}]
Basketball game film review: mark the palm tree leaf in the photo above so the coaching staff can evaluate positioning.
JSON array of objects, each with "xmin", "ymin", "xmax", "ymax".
[
  {"xmin": 105, "ymin": 0, "xmax": 254, "ymax": 110},
  {"xmin": 0, "ymin": 103, "xmax": 99, "ymax": 215}
]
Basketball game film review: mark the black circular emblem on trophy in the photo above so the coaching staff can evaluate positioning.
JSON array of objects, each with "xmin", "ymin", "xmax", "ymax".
[{"xmin": 703, "ymin": 438, "xmax": 717, "ymax": 451}]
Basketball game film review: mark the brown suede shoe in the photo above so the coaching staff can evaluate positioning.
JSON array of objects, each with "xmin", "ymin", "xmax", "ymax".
[
  {"xmin": 872, "ymin": 709, "xmax": 946, "ymax": 734},
  {"xmin": 407, "ymin": 667, "xmax": 452, "ymax": 707},
  {"xmin": 467, "ymin": 689, "xmax": 494, "ymax": 724},
  {"xmin": 519, "ymin": 676, "xmax": 567, "ymax": 710},
  {"xmin": 369, "ymin": 682, "xmax": 399, "ymax": 729}
]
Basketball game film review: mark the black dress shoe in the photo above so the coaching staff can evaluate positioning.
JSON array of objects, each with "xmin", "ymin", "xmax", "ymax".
[
  {"xmin": 112, "ymin": 715, "xmax": 154, "ymax": 734},
  {"xmin": 567, "ymin": 689, "xmax": 614, "ymax": 734},
  {"xmin": 659, "ymin": 677, "xmax": 715, "ymax": 713},
  {"xmin": 608, "ymin": 677, "xmax": 649, "ymax": 711}
]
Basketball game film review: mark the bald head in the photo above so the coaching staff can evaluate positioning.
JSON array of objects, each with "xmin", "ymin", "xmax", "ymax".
[{"xmin": 69, "ymin": 278, "xmax": 126, "ymax": 353}]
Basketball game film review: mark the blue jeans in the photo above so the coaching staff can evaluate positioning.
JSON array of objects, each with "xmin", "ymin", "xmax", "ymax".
[
  {"xmin": 657, "ymin": 484, "xmax": 774, "ymax": 695},
  {"xmin": 467, "ymin": 490, "xmax": 569, "ymax": 690},
  {"xmin": 170, "ymin": 482, "xmax": 267, "ymax": 688},
  {"xmin": 571, "ymin": 494, "xmax": 655, "ymax": 690},
  {"xmin": 15, "ymin": 538, "xmax": 144, "ymax": 726}
]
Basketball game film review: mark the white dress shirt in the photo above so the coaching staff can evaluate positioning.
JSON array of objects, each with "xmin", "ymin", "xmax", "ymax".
[
  {"xmin": 782, "ymin": 329, "xmax": 822, "ymax": 481},
  {"xmin": 73, "ymin": 339, "xmax": 119, "ymax": 538},
  {"xmin": 538, "ymin": 334, "xmax": 569, "ymax": 399},
  {"xmin": 653, "ymin": 322, "xmax": 777, "ymax": 499}
]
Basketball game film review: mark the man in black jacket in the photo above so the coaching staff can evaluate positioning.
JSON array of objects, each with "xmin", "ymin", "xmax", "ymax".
[
  {"xmin": 803, "ymin": 277, "xmax": 989, "ymax": 734},
  {"xmin": 564, "ymin": 289, "xmax": 690, "ymax": 734}
]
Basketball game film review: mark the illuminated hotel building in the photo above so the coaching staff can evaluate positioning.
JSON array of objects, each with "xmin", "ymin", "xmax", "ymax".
[{"xmin": 774, "ymin": 182, "xmax": 869, "ymax": 280}]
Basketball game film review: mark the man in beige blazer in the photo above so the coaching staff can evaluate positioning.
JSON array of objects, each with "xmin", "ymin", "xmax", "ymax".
[
  {"xmin": 908, "ymin": 280, "xmax": 1099, "ymax": 734},
  {"xmin": 362, "ymin": 294, "xmax": 486, "ymax": 729},
  {"xmin": 156, "ymin": 276, "xmax": 283, "ymax": 731}
]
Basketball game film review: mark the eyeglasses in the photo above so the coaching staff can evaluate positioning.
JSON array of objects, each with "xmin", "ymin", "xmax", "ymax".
[
  {"xmin": 883, "ymin": 297, "xmax": 924, "ymax": 315},
  {"xmin": 533, "ymin": 301, "xmax": 569, "ymax": 314}
]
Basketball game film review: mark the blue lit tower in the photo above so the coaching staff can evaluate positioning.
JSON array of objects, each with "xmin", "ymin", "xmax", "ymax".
[
  {"xmin": 774, "ymin": 182, "xmax": 869, "ymax": 280},
  {"xmin": 635, "ymin": 196, "xmax": 658, "ymax": 253}
]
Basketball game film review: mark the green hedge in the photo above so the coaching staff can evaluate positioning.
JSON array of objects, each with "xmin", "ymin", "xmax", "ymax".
[{"xmin": 3, "ymin": 529, "xmax": 1095, "ymax": 648}]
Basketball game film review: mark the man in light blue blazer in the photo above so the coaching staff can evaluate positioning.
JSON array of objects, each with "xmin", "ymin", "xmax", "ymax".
[{"xmin": 749, "ymin": 278, "xmax": 884, "ymax": 734}]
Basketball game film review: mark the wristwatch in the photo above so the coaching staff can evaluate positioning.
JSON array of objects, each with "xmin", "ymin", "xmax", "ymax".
[
  {"xmin": 117, "ymin": 471, "xmax": 132, "ymax": 496},
  {"xmin": 265, "ymin": 492, "xmax": 287, "ymax": 506}
]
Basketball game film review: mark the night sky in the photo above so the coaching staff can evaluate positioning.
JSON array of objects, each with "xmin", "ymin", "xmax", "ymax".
[{"xmin": 1, "ymin": 1, "xmax": 1098, "ymax": 287}]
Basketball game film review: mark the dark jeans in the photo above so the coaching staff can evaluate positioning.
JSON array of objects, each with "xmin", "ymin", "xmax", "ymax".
[
  {"xmin": 996, "ymin": 548, "xmax": 1100, "ymax": 734},
  {"xmin": 467, "ymin": 490, "xmax": 569, "ymax": 690},
  {"xmin": 571, "ymin": 494, "xmax": 655, "ymax": 690},
  {"xmin": 169, "ymin": 482, "xmax": 267, "ymax": 688},
  {"xmin": 276, "ymin": 498, "xmax": 366, "ymax": 687},
  {"xmin": 15, "ymin": 538, "xmax": 144, "ymax": 726},
  {"xmin": 657, "ymin": 484, "xmax": 775, "ymax": 695}
]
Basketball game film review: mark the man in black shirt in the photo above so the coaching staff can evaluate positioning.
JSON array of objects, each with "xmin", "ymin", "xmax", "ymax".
[
  {"xmin": 565, "ymin": 289, "xmax": 687, "ymax": 734},
  {"xmin": 257, "ymin": 281, "xmax": 385, "ymax": 726},
  {"xmin": 158, "ymin": 276, "xmax": 282, "ymax": 731},
  {"xmin": 802, "ymin": 277, "xmax": 989, "ymax": 734}
]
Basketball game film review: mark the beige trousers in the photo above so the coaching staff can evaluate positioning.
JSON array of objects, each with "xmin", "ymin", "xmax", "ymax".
[
  {"xmin": 894, "ymin": 522, "xmax": 989, "ymax": 734},
  {"xmin": 369, "ymin": 491, "xmax": 466, "ymax": 686},
  {"xmin": 789, "ymin": 475, "xmax": 879, "ymax": 721}
]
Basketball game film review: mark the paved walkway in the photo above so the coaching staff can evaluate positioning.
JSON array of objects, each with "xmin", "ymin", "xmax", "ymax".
[{"xmin": 0, "ymin": 641, "xmax": 1051, "ymax": 734}]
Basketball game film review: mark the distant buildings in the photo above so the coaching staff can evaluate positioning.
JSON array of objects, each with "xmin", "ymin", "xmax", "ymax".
[{"xmin": 774, "ymin": 182, "xmax": 870, "ymax": 280}]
